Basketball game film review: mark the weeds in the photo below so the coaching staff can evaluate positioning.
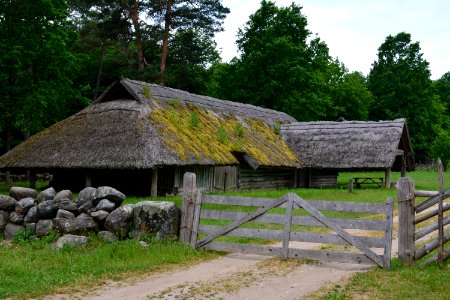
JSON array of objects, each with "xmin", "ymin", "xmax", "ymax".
[{"xmin": 217, "ymin": 125, "xmax": 229, "ymax": 143}]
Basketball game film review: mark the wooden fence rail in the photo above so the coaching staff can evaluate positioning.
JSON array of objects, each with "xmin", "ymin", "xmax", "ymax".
[
  {"xmin": 397, "ymin": 159, "xmax": 450, "ymax": 266},
  {"xmin": 181, "ymin": 172, "xmax": 394, "ymax": 268}
]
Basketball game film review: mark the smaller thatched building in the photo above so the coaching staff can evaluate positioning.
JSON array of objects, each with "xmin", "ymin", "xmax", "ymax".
[
  {"xmin": 0, "ymin": 78, "xmax": 300, "ymax": 195},
  {"xmin": 281, "ymin": 119, "xmax": 415, "ymax": 188}
]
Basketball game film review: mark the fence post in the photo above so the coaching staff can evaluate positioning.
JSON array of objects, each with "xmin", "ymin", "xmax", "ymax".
[
  {"xmin": 348, "ymin": 178, "xmax": 354, "ymax": 193},
  {"xmin": 397, "ymin": 177, "xmax": 416, "ymax": 266},
  {"xmin": 437, "ymin": 159, "xmax": 444, "ymax": 265},
  {"xmin": 180, "ymin": 172, "xmax": 196, "ymax": 245}
]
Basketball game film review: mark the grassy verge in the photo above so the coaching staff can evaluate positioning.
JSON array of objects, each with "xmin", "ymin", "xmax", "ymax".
[
  {"xmin": 0, "ymin": 235, "xmax": 219, "ymax": 299},
  {"xmin": 307, "ymin": 259, "xmax": 450, "ymax": 300}
]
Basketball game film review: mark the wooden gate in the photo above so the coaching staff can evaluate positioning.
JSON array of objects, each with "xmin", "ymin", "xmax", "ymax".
[{"xmin": 180, "ymin": 173, "xmax": 394, "ymax": 268}]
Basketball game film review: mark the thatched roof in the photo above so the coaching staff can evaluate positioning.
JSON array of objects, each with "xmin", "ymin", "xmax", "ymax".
[
  {"xmin": 0, "ymin": 78, "xmax": 300, "ymax": 170},
  {"xmin": 281, "ymin": 119, "xmax": 415, "ymax": 171}
]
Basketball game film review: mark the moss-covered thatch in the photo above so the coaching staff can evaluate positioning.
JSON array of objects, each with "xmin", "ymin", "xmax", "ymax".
[
  {"xmin": 281, "ymin": 119, "xmax": 415, "ymax": 171},
  {"xmin": 0, "ymin": 78, "xmax": 300, "ymax": 170}
]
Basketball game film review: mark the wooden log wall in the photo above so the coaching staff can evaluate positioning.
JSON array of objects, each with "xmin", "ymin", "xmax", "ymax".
[
  {"xmin": 310, "ymin": 169, "xmax": 338, "ymax": 188},
  {"xmin": 239, "ymin": 166, "xmax": 295, "ymax": 190}
]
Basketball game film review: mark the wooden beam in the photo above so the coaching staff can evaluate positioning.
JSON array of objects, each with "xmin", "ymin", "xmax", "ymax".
[
  {"xmin": 281, "ymin": 193, "xmax": 294, "ymax": 260},
  {"xmin": 151, "ymin": 168, "xmax": 158, "ymax": 197},
  {"xmin": 385, "ymin": 168, "xmax": 392, "ymax": 188},
  {"xmin": 437, "ymin": 159, "xmax": 444, "ymax": 265},
  {"xmin": 85, "ymin": 173, "xmax": 92, "ymax": 187},
  {"xmin": 180, "ymin": 172, "xmax": 196, "ymax": 245},
  {"xmin": 29, "ymin": 171, "xmax": 36, "ymax": 189},
  {"xmin": 397, "ymin": 177, "xmax": 415, "ymax": 266}
]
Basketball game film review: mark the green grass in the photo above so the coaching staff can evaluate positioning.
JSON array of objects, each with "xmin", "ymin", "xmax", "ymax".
[
  {"xmin": 308, "ymin": 259, "xmax": 450, "ymax": 300},
  {"xmin": 0, "ymin": 235, "xmax": 218, "ymax": 299}
]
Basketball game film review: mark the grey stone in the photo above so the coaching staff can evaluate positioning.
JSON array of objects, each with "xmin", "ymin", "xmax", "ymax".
[
  {"xmin": 25, "ymin": 222, "xmax": 36, "ymax": 234},
  {"xmin": 0, "ymin": 210, "xmax": 9, "ymax": 231},
  {"xmin": 95, "ymin": 199, "xmax": 116, "ymax": 212},
  {"xmin": 94, "ymin": 186, "xmax": 125, "ymax": 205},
  {"xmin": 91, "ymin": 210, "xmax": 109, "ymax": 222},
  {"xmin": 36, "ymin": 220, "xmax": 54, "ymax": 237},
  {"xmin": 76, "ymin": 213, "xmax": 91, "ymax": 220},
  {"xmin": 104, "ymin": 205, "xmax": 134, "ymax": 239},
  {"xmin": 37, "ymin": 200, "xmax": 56, "ymax": 219},
  {"xmin": 132, "ymin": 201, "xmax": 180, "ymax": 239},
  {"xmin": 76, "ymin": 187, "xmax": 96, "ymax": 206},
  {"xmin": 0, "ymin": 195, "xmax": 17, "ymax": 211},
  {"xmin": 9, "ymin": 187, "xmax": 38, "ymax": 200},
  {"xmin": 56, "ymin": 209, "xmax": 75, "ymax": 220},
  {"xmin": 98, "ymin": 231, "xmax": 118, "ymax": 242},
  {"xmin": 78, "ymin": 200, "xmax": 94, "ymax": 214},
  {"xmin": 15, "ymin": 197, "xmax": 35, "ymax": 214},
  {"xmin": 54, "ymin": 190, "xmax": 73, "ymax": 202},
  {"xmin": 139, "ymin": 240, "xmax": 149, "ymax": 248},
  {"xmin": 53, "ymin": 215, "xmax": 98, "ymax": 235},
  {"xmin": 36, "ymin": 187, "xmax": 55, "ymax": 203},
  {"xmin": 8, "ymin": 212, "xmax": 24, "ymax": 224},
  {"xmin": 24, "ymin": 206, "xmax": 40, "ymax": 223},
  {"xmin": 4, "ymin": 223, "xmax": 25, "ymax": 240},
  {"xmin": 53, "ymin": 234, "xmax": 88, "ymax": 249},
  {"xmin": 54, "ymin": 199, "xmax": 78, "ymax": 213}
]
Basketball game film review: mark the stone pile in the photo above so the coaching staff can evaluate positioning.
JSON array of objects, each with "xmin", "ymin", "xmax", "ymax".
[{"xmin": 0, "ymin": 186, "xmax": 180, "ymax": 248}]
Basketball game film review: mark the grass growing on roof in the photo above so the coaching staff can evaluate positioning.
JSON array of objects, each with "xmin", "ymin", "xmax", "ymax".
[{"xmin": 149, "ymin": 102, "xmax": 299, "ymax": 165}]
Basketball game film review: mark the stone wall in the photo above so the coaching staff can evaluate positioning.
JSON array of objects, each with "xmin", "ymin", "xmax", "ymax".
[{"xmin": 0, "ymin": 186, "xmax": 180, "ymax": 247}]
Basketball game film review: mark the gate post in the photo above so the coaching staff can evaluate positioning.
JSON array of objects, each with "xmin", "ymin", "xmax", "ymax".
[
  {"xmin": 397, "ymin": 177, "xmax": 416, "ymax": 266},
  {"xmin": 180, "ymin": 172, "xmax": 196, "ymax": 245}
]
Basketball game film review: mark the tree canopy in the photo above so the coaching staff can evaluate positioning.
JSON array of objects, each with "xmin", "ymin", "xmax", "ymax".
[{"xmin": 367, "ymin": 32, "xmax": 446, "ymax": 160}]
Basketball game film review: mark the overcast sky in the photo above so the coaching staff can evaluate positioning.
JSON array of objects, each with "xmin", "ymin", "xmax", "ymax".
[{"xmin": 214, "ymin": 0, "xmax": 450, "ymax": 80}]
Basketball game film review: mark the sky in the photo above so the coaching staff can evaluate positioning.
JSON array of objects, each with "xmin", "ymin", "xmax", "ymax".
[{"xmin": 214, "ymin": 0, "xmax": 450, "ymax": 80}]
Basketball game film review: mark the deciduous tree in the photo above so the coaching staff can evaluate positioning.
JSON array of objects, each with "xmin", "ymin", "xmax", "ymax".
[{"xmin": 368, "ymin": 32, "xmax": 445, "ymax": 160}]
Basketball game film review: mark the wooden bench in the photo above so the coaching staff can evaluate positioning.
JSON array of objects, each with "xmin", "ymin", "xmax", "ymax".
[{"xmin": 353, "ymin": 177, "xmax": 384, "ymax": 189}]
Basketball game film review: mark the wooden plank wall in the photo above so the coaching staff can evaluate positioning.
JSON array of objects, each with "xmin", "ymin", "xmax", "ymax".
[
  {"xmin": 310, "ymin": 169, "xmax": 338, "ymax": 188},
  {"xmin": 239, "ymin": 166, "xmax": 295, "ymax": 190},
  {"xmin": 213, "ymin": 166, "xmax": 238, "ymax": 192}
]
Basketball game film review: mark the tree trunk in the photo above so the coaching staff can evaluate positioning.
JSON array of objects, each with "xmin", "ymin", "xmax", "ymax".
[
  {"xmin": 5, "ymin": 126, "xmax": 12, "ymax": 187},
  {"xmin": 159, "ymin": 0, "xmax": 173, "ymax": 84},
  {"xmin": 125, "ymin": 0, "xmax": 145, "ymax": 71},
  {"xmin": 94, "ymin": 43, "xmax": 106, "ymax": 100}
]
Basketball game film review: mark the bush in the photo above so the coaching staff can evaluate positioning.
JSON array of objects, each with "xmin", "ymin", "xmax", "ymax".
[{"xmin": 430, "ymin": 130, "xmax": 450, "ymax": 170}]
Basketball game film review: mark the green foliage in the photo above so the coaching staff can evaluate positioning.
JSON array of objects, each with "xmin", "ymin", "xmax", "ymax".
[
  {"xmin": 0, "ymin": 0, "xmax": 90, "ymax": 148},
  {"xmin": 368, "ymin": 32, "xmax": 446, "ymax": 160},
  {"xmin": 434, "ymin": 72, "xmax": 450, "ymax": 114},
  {"xmin": 273, "ymin": 121, "xmax": 281, "ymax": 135},
  {"xmin": 206, "ymin": 1, "xmax": 358, "ymax": 122},
  {"xmin": 430, "ymin": 130, "xmax": 450, "ymax": 170},
  {"xmin": 235, "ymin": 122, "xmax": 245, "ymax": 138},
  {"xmin": 189, "ymin": 112, "xmax": 201, "ymax": 129},
  {"xmin": 217, "ymin": 125, "xmax": 229, "ymax": 143},
  {"xmin": 143, "ymin": 84, "xmax": 152, "ymax": 98},
  {"xmin": 13, "ymin": 229, "xmax": 35, "ymax": 245}
]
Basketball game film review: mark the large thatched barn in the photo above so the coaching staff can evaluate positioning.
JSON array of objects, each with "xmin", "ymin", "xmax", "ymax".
[
  {"xmin": 0, "ymin": 78, "xmax": 300, "ymax": 195},
  {"xmin": 281, "ymin": 119, "xmax": 415, "ymax": 188}
]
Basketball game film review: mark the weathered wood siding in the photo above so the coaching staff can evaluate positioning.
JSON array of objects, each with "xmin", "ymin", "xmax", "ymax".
[
  {"xmin": 238, "ymin": 166, "xmax": 295, "ymax": 190},
  {"xmin": 310, "ymin": 169, "xmax": 338, "ymax": 188},
  {"xmin": 213, "ymin": 166, "xmax": 238, "ymax": 191}
]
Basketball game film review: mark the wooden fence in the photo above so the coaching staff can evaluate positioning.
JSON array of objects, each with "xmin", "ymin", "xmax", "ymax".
[
  {"xmin": 180, "ymin": 172, "xmax": 394, "ymax": 268},
  {"xmin": 397, "ymin": 160, "xmax": 450, "ymax": 266}
]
